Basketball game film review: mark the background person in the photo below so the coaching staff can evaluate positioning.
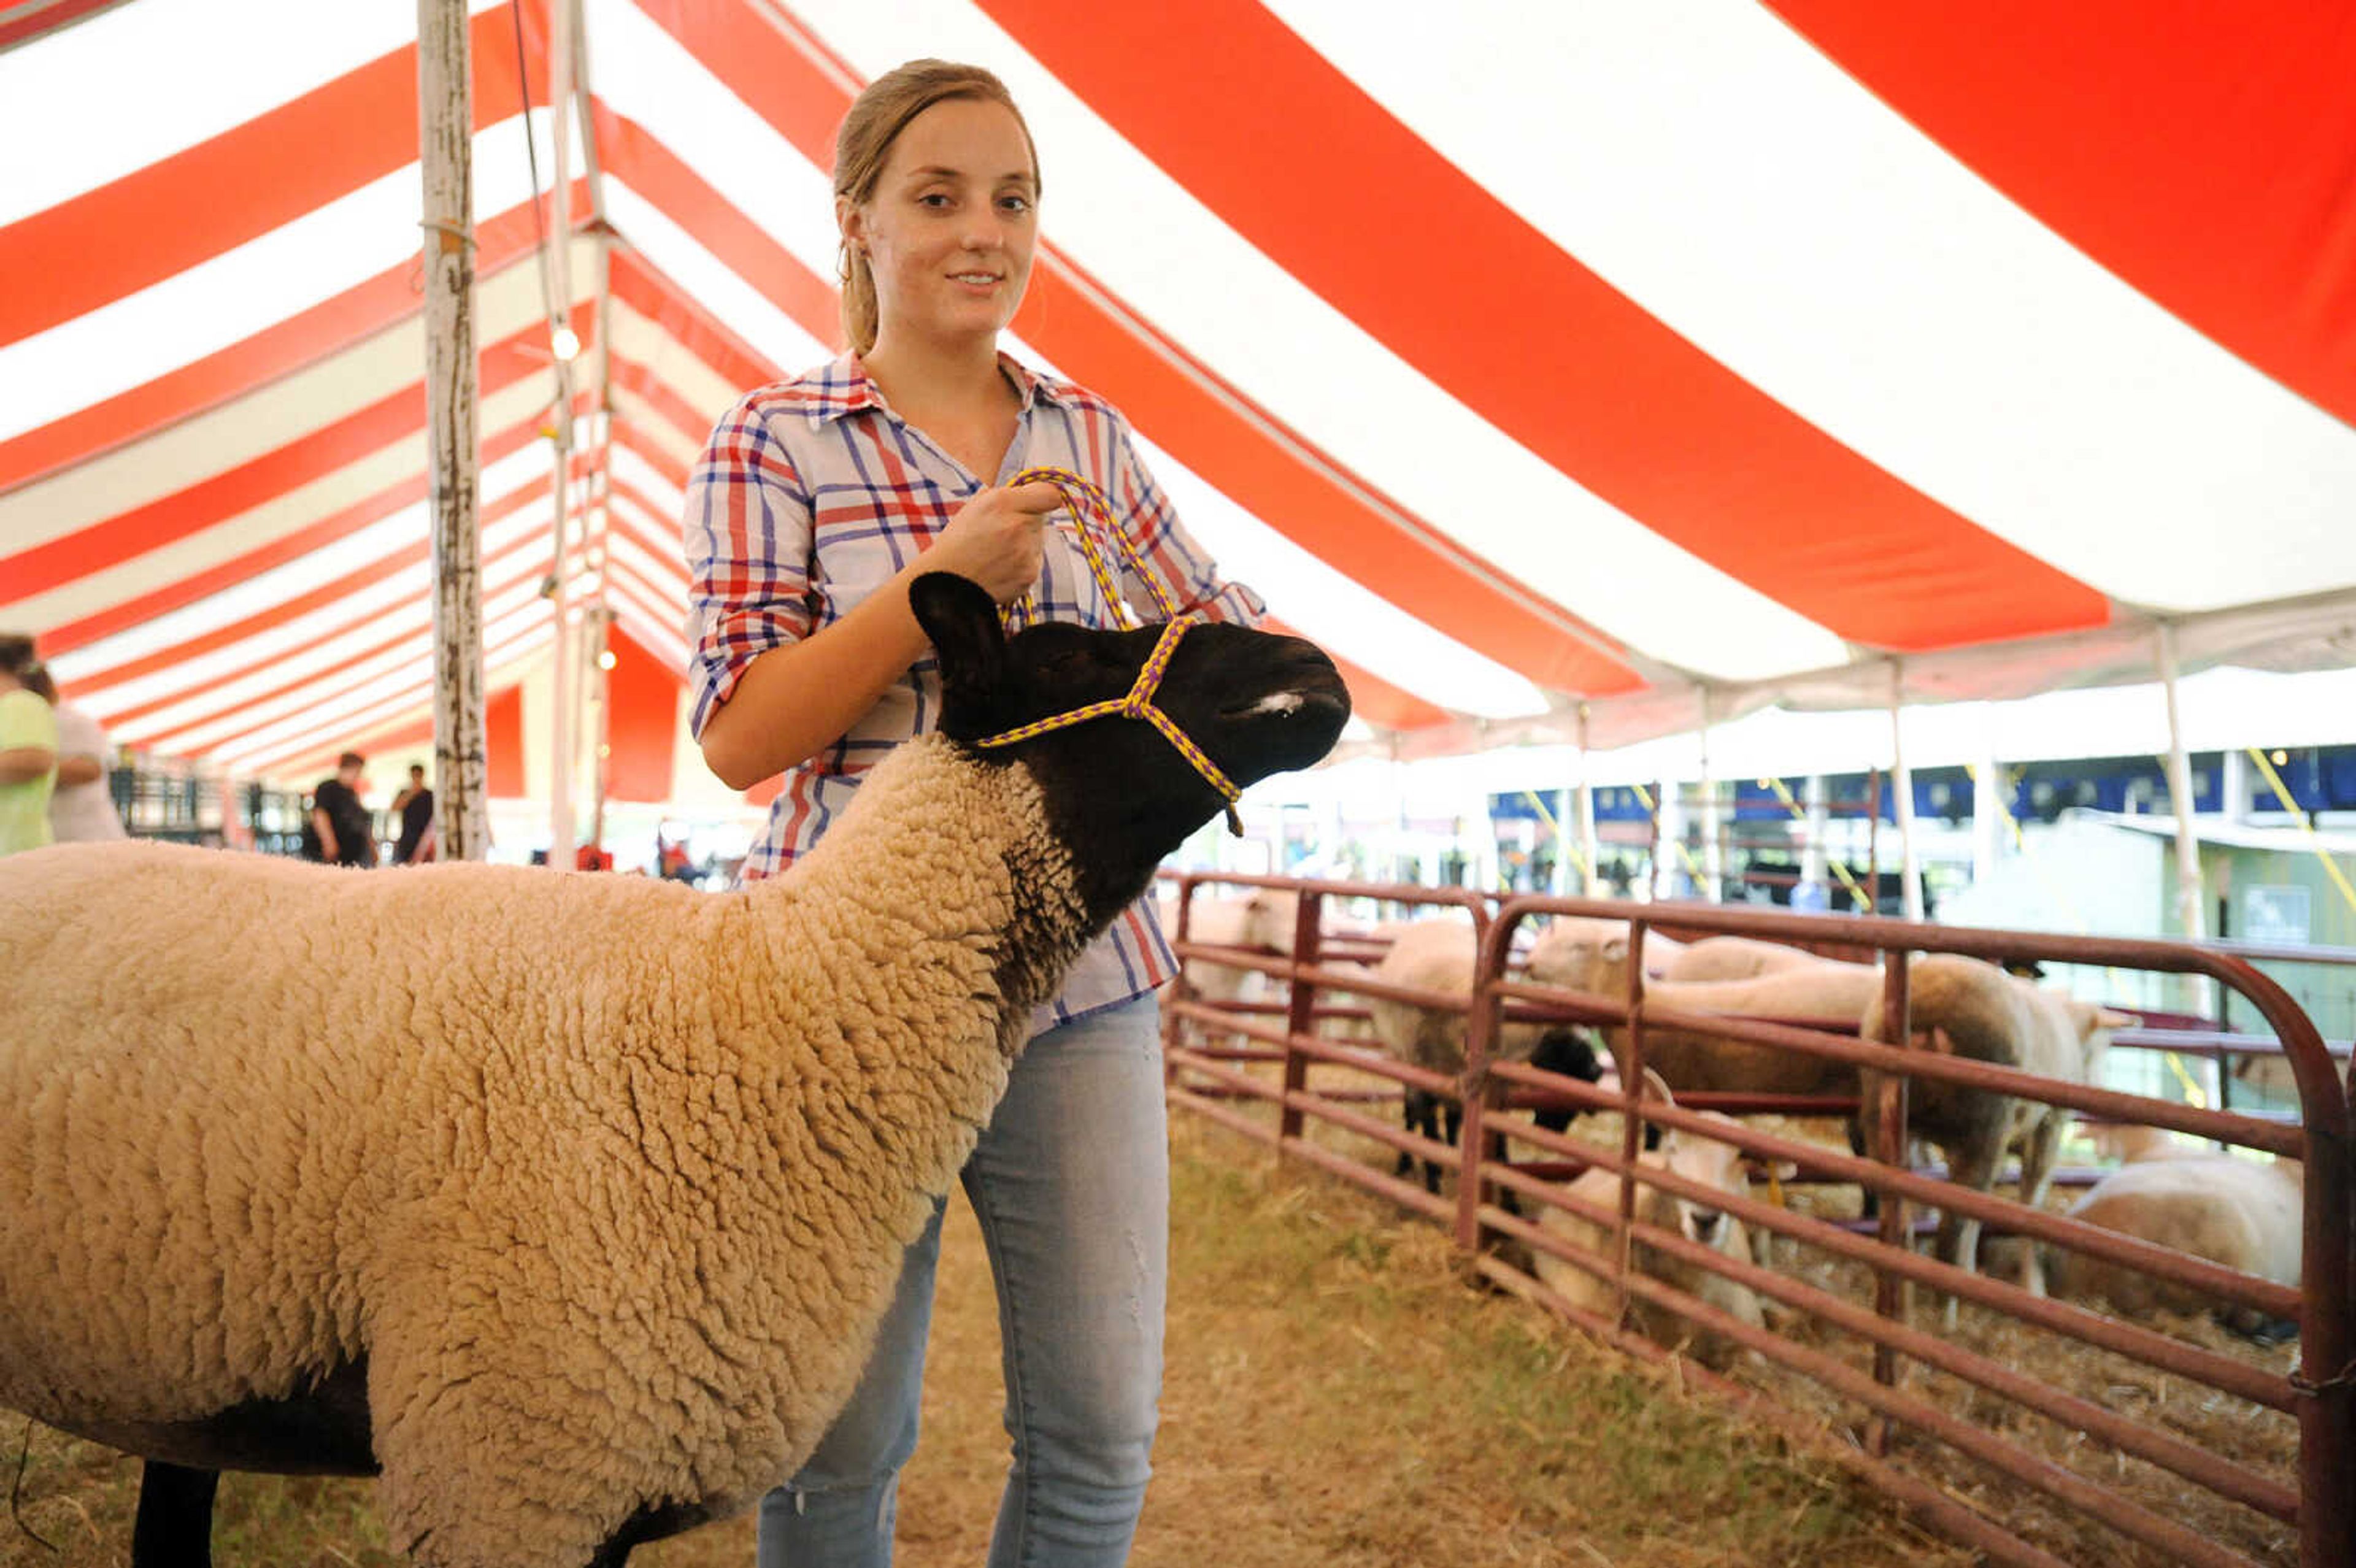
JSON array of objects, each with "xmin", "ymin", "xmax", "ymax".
[
  {"xmin": 391, "ymin": 763, "xmax": 434, "ymax": 866},
  {"xmin": 0, "ymin": 635, "xmax": 58, "ymax": 858},
  {"xmin": 21, "ymin": 665, "xmax": 125, "ymax": 844},
  {"xmin": 304, "ymin": 752, "xmax": 377, "ymax": 867}
]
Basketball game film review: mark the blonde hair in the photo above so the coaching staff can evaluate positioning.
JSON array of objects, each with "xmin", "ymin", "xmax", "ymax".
[{"xmin": 833, "ymin": 60, "xmax": 1039, "ymax": 356}]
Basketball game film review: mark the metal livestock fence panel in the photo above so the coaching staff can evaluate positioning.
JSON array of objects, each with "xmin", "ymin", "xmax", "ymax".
[{"xmin": 1153, "ymin": 873, "xmax": 2354, "ymax": 1568}]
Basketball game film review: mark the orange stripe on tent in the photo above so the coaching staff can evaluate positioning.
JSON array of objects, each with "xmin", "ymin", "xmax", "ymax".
[
  {"xmin": 609, "ymin": 353, "xmax": 720, "ymax": 451},
  {"xmin": 1768, "ymin": 0, "xmax": 2356, "ymax": 427},
  {"xmin": 611, "ymin": 418, "xmax": 690, "ymax": 493},
  {"xmin": 93, "ymin": 463, "xmax": 583, "ymax": 722},
  {"xmin": 597, "ymin": 103, "xmax": 840, "ymax": 350},
  {"xmin": 0, "ymin": 0, "xmax": 129, "ymax": 52},
  {"xmin": 977, "ymin": 0, "xmax": 2112, "ymax": 655},
  {"xmin": 40, "ymin": 393, "xmax": 593, "ymax": 658},
  {"xmin": 608, "ymin": 250, "xmax": 780, "ymax": 396},
  {"xmin": 134, "ymin": 523, "xmax": 563, "ymax": 756},
  {"xmin": 603, "ymin": 625, "xmax": 682, "ymax": 805},
  {"xmin": 604, "ymin": 17, "xmax": 1645, "ymax": 697},
  {"xmin": 0, "ymin": 192, "xmax": 577, "ymax": 496},
  {"xmin": 487, "ymin": 682, "xmax": 528, "ymax": 797},
  {"xmin": 1265, "ymin": 620, "xmax": 1452, "ymax": 732},
  {"xmin": 0, "ymin": 2, "xmax": 539, "ymax": 353},
  {"xmin": 2, "ymin": 301, "xmax": 593, "ymax": 601}
]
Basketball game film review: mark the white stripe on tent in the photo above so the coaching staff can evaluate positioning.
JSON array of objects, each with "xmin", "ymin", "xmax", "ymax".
[
  {"xmin": 11, "ymin": 377, "xmax": 555, "ymax": 635},
  {"xmin": 0, "ymin": 113, "xmax": 556, "ymax": 444},
  {"xmin": 0, "ymin": 252, "xmax": 588, "ymax": 553},
  {"xmin": 0, "ymin": 0, "xmax": 509, "ymax": 228},
  {"xmin": 1128, "ymin": 431, "xmax": 1541, "ymax": 721},
  {"xmin": 1268, "ymin": 0, "xmax": 2356, "ymax": 614},
  {"xmin": 608, "ymin": 295, "xmax": 747, "ymax": 422},
  {"xmin": 779, "ymin": 0, "xmax": 1848, "ymax": 683},
  {"xmin": 228, "ymin": 624, "xmax": 557, "ymax": 778},
  {"xmin": 605, "ymin": 178, "xmax": 830, "ymax": 375},
  {"xmin": 105, "ymin": 495, "xmax": 568, "ymax": 742}
]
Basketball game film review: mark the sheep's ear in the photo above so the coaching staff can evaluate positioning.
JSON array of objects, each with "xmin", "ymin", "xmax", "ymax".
[{"xmin": 909, "ymin": 572, "xmax": 1006, "ymax": 698}]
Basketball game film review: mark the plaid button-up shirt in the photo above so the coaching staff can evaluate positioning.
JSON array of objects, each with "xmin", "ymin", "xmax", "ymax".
[{"xmin": 685, "ymin": 352, "xmax": 1266, "ymax": 1032}]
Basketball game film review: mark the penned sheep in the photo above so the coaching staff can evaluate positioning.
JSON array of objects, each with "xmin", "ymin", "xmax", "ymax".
[
  {"xmin": 1531, "ymin": 1076, "xmax": 1771, "ymax": 1370},
  {"xmin": 0, "ymin": 574, "xmax": 1349, "ymax": 1568},
  {"xmin": 1861, "ymin": 955, "xmax": 2128, "ymax": 1315},
  {"xmin": 1361, "ymin": 919, "xmax": 1604, "ymax": 1191},
  {"xmin": 2049, "ymin": 1154, "xmax": 2303, "ymax": 1342},
  {"xmin": 1524, "ymin": 929, "xmax": 1883, "ymax": 1099}
]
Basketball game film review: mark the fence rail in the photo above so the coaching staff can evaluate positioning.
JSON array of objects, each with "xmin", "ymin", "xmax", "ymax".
[{"xmin": 1156, "ymin": 870, "xmax": 2355, "ymax": 1568}]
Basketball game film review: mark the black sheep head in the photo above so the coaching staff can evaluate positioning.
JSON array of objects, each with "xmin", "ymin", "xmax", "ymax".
[{"xmin": 910, "ymin": 572, "xmax": 1350, "ymax": 910}]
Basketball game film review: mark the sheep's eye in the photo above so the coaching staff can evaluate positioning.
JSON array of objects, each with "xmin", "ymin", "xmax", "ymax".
[{"xmin": 1037, "ymin": 648, "xmax": 1091, "ymax": 677}]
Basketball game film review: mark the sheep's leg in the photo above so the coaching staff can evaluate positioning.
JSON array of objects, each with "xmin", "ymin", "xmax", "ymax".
[
  {"xmin": 1438, "ymin": 1098, "xmax": 1463, "ymax": 1196},
  {"xmin": 2014, "ymin": 1112, "xmax": 2065, "ymax": 1298},
  {"xmin": 1398, "ymin": 1090, "xmax": 1442, "ymax": 1188},
  {"xmin": 130, "ymin": 1461, "xmax": 218, "ymax": 1568},
  {"xmin": 1935, "ymin": 1129, "xmax": 2004, "ymax": 1330}
]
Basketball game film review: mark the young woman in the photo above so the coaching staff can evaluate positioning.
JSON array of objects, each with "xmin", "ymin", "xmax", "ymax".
[{"xmin": 681, "ymin": 60, "xmax": 1264, "ymax": 1568}]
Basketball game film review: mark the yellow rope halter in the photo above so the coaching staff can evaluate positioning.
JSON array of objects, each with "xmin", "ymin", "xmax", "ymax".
[{"xmin": 974, "ymin": 467, "xmax": 1243, "ymax": 834}]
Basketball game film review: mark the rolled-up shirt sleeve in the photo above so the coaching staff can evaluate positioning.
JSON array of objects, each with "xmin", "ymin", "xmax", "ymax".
[
  {"xmin": 1109, "ymin": 413, "xmax": 1266, "ymax": 628},
  {"xmin": 684, "ymin": 395, "xmax": 815, "ymax": 739}
]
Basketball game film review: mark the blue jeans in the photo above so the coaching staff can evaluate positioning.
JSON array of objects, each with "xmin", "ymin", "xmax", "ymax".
[{"xmin": 757, "ymin": 992, "xmax": 1168, "ymax": 1568}]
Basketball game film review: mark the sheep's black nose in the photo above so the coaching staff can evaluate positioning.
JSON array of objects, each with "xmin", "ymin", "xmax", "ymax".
[{"xmin": 1691, "ymin": 1210, "xmax": 1722, "ymax": 1245}]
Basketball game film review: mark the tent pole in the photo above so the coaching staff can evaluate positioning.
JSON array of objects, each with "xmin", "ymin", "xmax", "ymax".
[
  {"xmin": 417, "ymin": 0, "xmax": 488, "ymax": 861},
  {"xmin": 1576, "ymin": 702, "xmax": 1600, "ymax": 897},
  {"xmin": 566, "ymin": 0, "xmax": 617, "ymax": 848},
  {"xmin": 1889, "ymin": 661, "xmax": 1923, "ymax": 922},
  {"xmin": 2156, "ymin": 624, "xmax": 2215, "ymax": 1024},
  {"xmin": 544, "ymin": 0, "xmax": 579, "ymax": 866},
  {"xmin": 1698, "ymin": 688, "xmax": 1722, "ymax": 902}
]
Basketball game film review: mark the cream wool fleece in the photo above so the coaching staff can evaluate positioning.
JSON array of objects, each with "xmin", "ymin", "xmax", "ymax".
[{"xmin": 0, "ymin": 735, "xmax": 1095, "ymax": 1568}]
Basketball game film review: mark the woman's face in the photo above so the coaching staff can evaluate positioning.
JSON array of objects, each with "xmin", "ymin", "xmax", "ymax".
[{"xmin": 845, "ymin": 97, "xmax": 1038, "ymax": 351}]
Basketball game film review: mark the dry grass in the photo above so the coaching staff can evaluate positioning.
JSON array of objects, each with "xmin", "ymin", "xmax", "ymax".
[
  {"xmin": 1177, "ymin": 1051, "xmax": 2306, "ymax": 1568},
  {"xmin": 0, "ymin": 1115, "xmax": 1965, "ymax": 1568}
]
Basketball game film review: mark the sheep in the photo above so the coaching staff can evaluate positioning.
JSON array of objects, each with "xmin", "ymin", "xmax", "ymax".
[
  {"xmin": 1656, "ymin": 934, "xmax": 1830, "ymax": 983},
  {"xmin": 1523, "ymin": 928, "xmax": 1884, "ymax": 1099},
  {"xmin": 1157, "ymin": 885, "xmax": 1300, "ymax": 1017},
  {"xmin": 0, "ymin": 573, "xmax": 1350, "ymax": 1568},
  {"xmin": 1360, "ymin": 919, "xmax": 1606, "ymax": 1192},
  {"xmin": 2049, "ymin": 1154, "xmax": 2303, "ymax": 1342},
  {"xmin": 1531, "ymin": 1075, "xmax": 1770, "ymax": 1370},
  {"xmin": 1860, "ymin": 955, "xmax": 2129, "ymax": 1313}
]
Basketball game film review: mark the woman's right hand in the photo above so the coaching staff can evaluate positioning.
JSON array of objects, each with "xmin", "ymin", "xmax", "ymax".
[{"xmin": 918, "ymin": 482, "xmax": 1064, "ymax": 605}]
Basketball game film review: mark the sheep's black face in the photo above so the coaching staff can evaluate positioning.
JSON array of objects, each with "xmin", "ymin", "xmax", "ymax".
[{"xmin": 909, "ymin": 572, "xmax": 1350, "ymax": 870}]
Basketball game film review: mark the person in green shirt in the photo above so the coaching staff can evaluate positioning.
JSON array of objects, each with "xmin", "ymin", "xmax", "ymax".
[{"xmin": 0, "ymin": 636, "xmax": 60, "ymax": 858}]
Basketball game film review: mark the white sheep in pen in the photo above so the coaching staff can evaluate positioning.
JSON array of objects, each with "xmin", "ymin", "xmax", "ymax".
[
  {"xmin": 0, "ymin": 574, "xmax": 1349, "ymax": 1568},
  {"xmin": 1360, "ymin": 918, "xmax": 1606, "ymax": 1191},
  {"xmin": 1860, "ymin": 955, "xmax": 2128, "ymax": 1315},
  {"xmin": 2049, "ymin": 1152, "xmax": 2304, "ymax": 1342},
  {"xmin": 1530, "ymin": 1074, "xmax": 1773, "ymax": 1371}
]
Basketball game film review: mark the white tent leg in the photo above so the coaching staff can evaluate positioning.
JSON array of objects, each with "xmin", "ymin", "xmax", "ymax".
[
  {"xmin": 1576, "ymin": 702, "xmax": 1601, "ymax": 897},
  {"xmin": 2157, "ymin": 624, "xmax": 2216, "ymax": 1030},
  {"xmin": 418, "ymin": 0, "xmax": 487, "ymax": 861},
  {"xmin": 1698, "ymin": 689, "xmax": 1723, "ymax": 902},
  {"xmin": 1890, "ymin": 662, "xmax": 1923, "ymax": 922}
]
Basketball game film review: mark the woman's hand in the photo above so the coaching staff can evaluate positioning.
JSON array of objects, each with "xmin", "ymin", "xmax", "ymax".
[{"xmin": 918, "ymin": 482, "xmax": 1063, "ymax": 605}]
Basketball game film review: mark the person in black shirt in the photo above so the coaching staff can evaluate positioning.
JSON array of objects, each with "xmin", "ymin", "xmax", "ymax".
[
  {"xmin": 304, "ymin": 751, "xmax": 377, "ymax": 867},
  {"xmin": 391, "ymin": 763, "xmax": 434, "ymax": 865}
]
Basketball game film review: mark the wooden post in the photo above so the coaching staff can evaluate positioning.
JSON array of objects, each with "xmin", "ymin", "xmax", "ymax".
[
  {"xmin": 544, "ymin": 0, "xmax": 579, "ymax": 866},
  {"xmin": 417, "ymin": 0, "xmax": 488, "ymax": 861}
]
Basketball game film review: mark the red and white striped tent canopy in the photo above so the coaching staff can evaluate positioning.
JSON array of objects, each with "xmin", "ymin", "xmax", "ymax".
[{"xmin": 5, "ymin": 0, "xmax": 2354, "ymax": 808}]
